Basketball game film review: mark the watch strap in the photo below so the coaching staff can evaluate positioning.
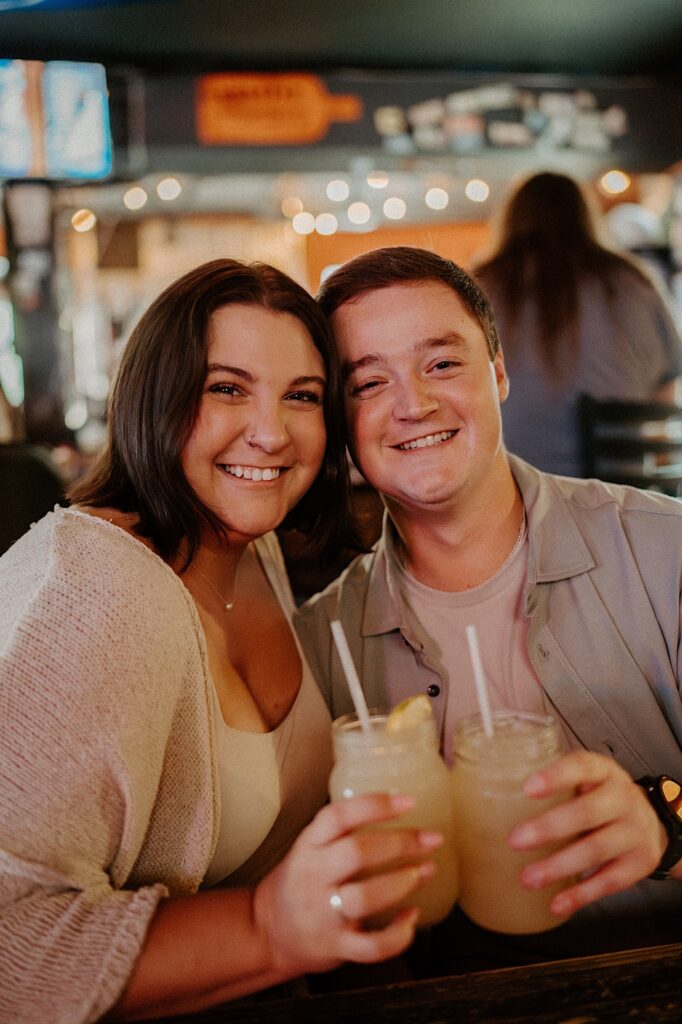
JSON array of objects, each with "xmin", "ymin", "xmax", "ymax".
[{"xmin": 635, "ymin": 775, "xmax": 682, "ymax": 880}]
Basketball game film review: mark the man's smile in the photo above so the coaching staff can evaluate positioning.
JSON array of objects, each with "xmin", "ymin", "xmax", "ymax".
[{"xmin": 394, "ymin": 430, "xmax": 457, "ymax": 451}]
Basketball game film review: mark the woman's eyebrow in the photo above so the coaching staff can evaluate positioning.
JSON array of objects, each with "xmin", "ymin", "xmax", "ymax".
[
  {"xmin": 206, "ymin": 362, "xmax": 252, "ymax": 380},
  {"xmin": 289, "ymin": 375, "xmax": 327, "ymax": 387},
  {"xmin": 206, "ymin": 365, "xmax": 325, "ymax": 388}
]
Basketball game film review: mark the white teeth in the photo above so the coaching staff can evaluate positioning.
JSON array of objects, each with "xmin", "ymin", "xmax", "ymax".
[
  {"xmin": 222, "ymin": 464, "xmax": 280, "ymax": 480},
  {"xmin": 397, "ymin": 430, "xmax": 455, "ymax": 451}
]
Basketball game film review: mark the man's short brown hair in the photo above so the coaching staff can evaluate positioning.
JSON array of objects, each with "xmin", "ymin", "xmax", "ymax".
[{"xmin": 317, "ymin": 246, "xmax": 500, "ymax": 360}]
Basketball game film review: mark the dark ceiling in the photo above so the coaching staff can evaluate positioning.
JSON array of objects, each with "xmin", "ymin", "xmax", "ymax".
[{"xmin": 1, "ymin": 0, "xmax": 682, "ymax": 79}]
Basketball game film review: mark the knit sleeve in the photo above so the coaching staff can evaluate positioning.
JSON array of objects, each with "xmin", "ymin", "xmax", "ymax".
[{"xmin": 0, "ymin": 513, "xmax": 200, "ymax": 1023}]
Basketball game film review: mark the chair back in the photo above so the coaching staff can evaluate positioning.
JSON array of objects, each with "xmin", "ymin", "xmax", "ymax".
[
  {"xmin": 0, "ymin": 443, "xmax": 65, "ymax": 555},
  {"xmin": 580, "ymin": 395, "xmax": 682, "ymax": 496}
]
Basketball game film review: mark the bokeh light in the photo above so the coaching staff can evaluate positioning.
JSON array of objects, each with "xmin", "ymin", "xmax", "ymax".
[
  {"xmin": 599, "ymin": 169, "xmax": 631, "ymax": 195},
  {"xmin": 71, "ymin": 209, "xmax": 97, "ymax": 232},
  {"xmin": 465, "ymin": 179, "xmax": 490, "ymax": 203},
  {"xmin": 123, "ymin": 187, "xmax": 148, "ymax": 211},
  {"xmin": 326, "ymin": 179, "xmax": 350, "ymax": 202},
  {"xmin": 347, "ymin": 201, "xmax": 371, "ymax": 225},
  {"xmin": 292, "ymin": 211, "xmax": 316, "ymax": 234}
]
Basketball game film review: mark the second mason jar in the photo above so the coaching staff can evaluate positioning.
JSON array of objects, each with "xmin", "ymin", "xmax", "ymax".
[
  {"xmin": 451, "ymin": 710, "xmax": 574, "ymax": 935},
  {"xmin": 329, "ymin": 710, "xmax": 459, "ymax": 928}
]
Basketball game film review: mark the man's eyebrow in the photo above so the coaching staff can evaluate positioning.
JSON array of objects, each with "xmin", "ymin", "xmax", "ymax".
[
  {"xmin": 342, "ymin": 354, "xmax": 381, "ymax": 380},
  {"xmin": 342, "ymin": 332, "xmax": 468, "ymax": 379},
  {"xmin": 415, "ymin": 332, "xmax": 469, "ymax": 352}
]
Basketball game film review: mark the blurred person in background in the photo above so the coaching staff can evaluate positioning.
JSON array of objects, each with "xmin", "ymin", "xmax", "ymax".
[
  {"xmin": 474, "ymin": 171, "xmax": 682, "ymax": 477},
  {"xmin": 0, "ymin": 379, "xmax": 65, "ymax": 555},
  {"xmin": 0, "ymin": 259, "xmax": 437, "ymax": 1023}
]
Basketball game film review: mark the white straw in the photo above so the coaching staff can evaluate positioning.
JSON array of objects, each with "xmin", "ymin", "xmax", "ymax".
[
  {"xmin": 330, "ymin": 619, "xmax": 372, "ymax": 735},
  {"xmin": 465, "ymin": 624, "xmax": 494, "ymax": 738}
]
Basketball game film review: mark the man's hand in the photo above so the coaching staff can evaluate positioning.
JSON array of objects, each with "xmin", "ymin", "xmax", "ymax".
[{"xmin": 508, "ymin": 750, "xmax": 669, "ymax": 917}]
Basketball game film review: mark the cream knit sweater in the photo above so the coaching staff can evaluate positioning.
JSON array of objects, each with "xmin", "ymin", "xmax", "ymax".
[{"xmin": 0, "ymin": 508, "xmax": 221, "ymax": 1023}]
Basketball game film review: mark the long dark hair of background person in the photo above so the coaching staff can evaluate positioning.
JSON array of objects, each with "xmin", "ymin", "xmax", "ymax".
[{"xmin": 474, "ymin": 171, "xmax": 682, "ymax": 477}]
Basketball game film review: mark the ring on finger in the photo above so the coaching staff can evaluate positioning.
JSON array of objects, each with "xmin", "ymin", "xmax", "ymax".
[{"xmin": 329, "ymin": 890, "xmax": 347, "ymax": 919}]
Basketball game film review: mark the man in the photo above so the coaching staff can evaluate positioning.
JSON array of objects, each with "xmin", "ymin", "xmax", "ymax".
[{"xmin": 296, "ymin": 246, "xmax": 682, "ymax": 962}]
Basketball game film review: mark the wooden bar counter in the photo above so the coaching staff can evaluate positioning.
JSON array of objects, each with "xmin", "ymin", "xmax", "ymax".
[{"xmin": 145, "ymin": 942, "xmax": 682, "ymax": 1023}]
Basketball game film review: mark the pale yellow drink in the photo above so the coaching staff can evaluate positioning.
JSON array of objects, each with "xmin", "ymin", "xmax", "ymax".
[
  {"xmin": 329, "ymin": 711, "xmax": 459, "ymax": 928},
  {"xmin": 451, "ymin": 711, "xmax": 572, "ymax": 935}
]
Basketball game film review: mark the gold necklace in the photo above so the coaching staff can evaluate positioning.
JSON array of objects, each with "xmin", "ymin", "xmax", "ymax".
[{"xmin": 194, "ymin": 567, "xmax": 237, "ymax": 612}]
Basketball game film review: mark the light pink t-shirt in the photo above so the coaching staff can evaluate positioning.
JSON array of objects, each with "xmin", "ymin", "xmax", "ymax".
[{"xmin": 395, "ymin": 535, "xmax": 580, "ymax": 763}]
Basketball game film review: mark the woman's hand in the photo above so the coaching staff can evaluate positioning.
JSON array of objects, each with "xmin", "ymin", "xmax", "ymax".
[
  {"xmin": 508, "ymin": 750, "xmax": 668, "ymax": 917},
  {"xmin": 253, "ymin": 793, "xmax": 442, "ymax": 976}
]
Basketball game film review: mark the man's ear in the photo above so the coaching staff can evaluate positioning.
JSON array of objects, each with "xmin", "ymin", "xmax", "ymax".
[{"xmin": 494, "ymin": 350, "xmax": 509, "ymax": 403}]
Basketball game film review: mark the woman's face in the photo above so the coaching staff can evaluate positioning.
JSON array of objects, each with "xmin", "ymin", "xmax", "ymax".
[{"xmin": 182, "ymin": 303, "xmax": 327, "ymax": 543}]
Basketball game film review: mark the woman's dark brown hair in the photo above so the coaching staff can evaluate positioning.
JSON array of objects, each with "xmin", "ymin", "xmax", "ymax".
[
  {"xmin": 69, "ymin": 258, "xmax": 356, "ymax": 568},
  {"xmin": 475, "ymin": 172, "xmax": 652, "ymax": 384}
]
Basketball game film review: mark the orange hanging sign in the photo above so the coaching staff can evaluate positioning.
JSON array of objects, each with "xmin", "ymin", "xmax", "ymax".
[{"xmin": 196, "ymin": 72, "xmax": 363, "ymax": 146}]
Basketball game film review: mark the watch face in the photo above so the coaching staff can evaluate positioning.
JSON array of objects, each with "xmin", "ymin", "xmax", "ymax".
[{"xmin": 661, "ymin": 777, "xmax": 682, "ymax": 821}]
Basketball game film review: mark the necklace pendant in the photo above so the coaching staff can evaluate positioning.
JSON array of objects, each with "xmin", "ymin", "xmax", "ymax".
[{"xmin": 224, "ymin": 599, "xmax": 235, "ymax": 612}]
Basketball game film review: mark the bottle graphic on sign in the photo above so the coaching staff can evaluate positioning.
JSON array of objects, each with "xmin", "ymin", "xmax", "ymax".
[{"xmin": 196, "ymin": 73, "xmax": 363, "ymax": 145}]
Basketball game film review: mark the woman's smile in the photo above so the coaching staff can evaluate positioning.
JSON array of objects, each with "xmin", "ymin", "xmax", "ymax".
[{"xmin": 218, "ymin": 463, "xmax": 284, "ymax": 481}]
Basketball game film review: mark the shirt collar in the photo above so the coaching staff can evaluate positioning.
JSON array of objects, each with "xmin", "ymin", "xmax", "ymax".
[
  {"xmin": 360, "ymin": 454, "xmax": 594, "ymax": 638},
  {"xmin": 509, "ymin": 454, "xmax": 595, "ymax": 583}
]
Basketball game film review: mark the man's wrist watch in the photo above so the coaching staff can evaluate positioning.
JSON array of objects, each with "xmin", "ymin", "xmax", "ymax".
[{"xmin": 635, "ymin": 775, "xmax": 682, "ymax": 879}]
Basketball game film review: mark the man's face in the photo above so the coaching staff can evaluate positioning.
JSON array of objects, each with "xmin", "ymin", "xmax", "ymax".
[{"xmin": 330, "ymin": 280, "xmax": 509, "ymax": 517}]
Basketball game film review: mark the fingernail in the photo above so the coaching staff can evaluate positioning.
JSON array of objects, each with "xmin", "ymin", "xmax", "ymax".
[
  {"xmin": 390, "ymin": 795, "xmax": 416, "ymax": 812},
  {"xmin": 524, "ymin": 774, "xmax": 547, "ymax": 797},
  {"xmin": 521, "ymin": 867, "xmax": 544, "ymax": 889},
  {"xmin": 551, "ymin": 894, "xmax": 573, "ymax": 916},
  {"xmin": 416, "ymin": 861, "xmax": 436, "ymax": 881},
  {"xmin": 400, "ymin": 907, "xmax": 421, "ymax": 929},
  {"xmin": 509, "ymin": 825, "xmax": 533, "ymax": 848},
  {"xmin": 418, "ymin": 830, "xmax": 444, "ymax": 850}
]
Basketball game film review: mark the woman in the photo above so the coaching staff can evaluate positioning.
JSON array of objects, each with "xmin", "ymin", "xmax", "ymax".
[
  {"xmin": 0, "ymin": 260, "xmax": 439, "ymax": 1023},
  {"xmin": 475, "ymin": 172, "xmax": 682, "ymax": 477}
]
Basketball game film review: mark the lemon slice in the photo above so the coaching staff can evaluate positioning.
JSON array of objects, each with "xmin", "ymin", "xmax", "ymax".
[{"xmin": 385, "ymin": 693, "xmax": 435, "ymax": 735}]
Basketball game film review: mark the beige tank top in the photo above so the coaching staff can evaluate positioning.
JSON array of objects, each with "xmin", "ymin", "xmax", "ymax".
[{"xmin": 202, "ymin": 532, "xmax": 332, "ymax": 888}]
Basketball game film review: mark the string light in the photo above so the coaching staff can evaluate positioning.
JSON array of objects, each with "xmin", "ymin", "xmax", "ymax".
[
  {"xmin": 367, "ymin": 170, "xmax": 389, "ymax": 189},
  {"xmin": 425, "ymin": 187, "xmax": 449, "ymax": 210},
  {"xmin": 599, "ymin": 170, "xmax": 631, "ymax": 195},
  {"xmin": 157, "ymin": 177, "xmax": 182, "ymax": 201},
  {"xmin": 123, "ymin": 186, "xmax": 148, "ymax": 211},
  {"xmin": 326, "ymin": 179, "xmax": 350, "ymax": 201},
  {"xmin": 315, "ymin": 213, "xmax": 338, "ymax": 235},
  {"xmin": 71, "ymin": 209, "xmax": 96, "ymax": 232},
  {"xmin": 281, "ymin": 196, "xmax": 304, "ymax": 218},
  {"xmin": 465, "ymin": 179, "xmax": 490, "ymax": 202},
  {"xmin": 347, "ymin": 202, "xmax": 371, "ymax": 225},
  {"xmin": 292, "ymin": 211, "xmax": 315, "ymax": 235},
  {"xmin": 383, "ymin": 197, "xmax": 406, "ymax": 220}
]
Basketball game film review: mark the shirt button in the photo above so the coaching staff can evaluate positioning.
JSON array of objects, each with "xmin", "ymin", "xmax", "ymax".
[{"xmin": 426, "ymin": 684, "xmax": 440, "ymax": 698}]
